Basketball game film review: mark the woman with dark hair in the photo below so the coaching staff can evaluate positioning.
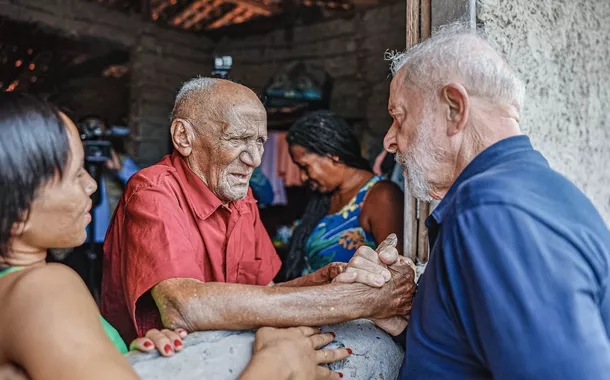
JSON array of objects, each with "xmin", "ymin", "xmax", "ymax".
[
  {"xmin": 0, "ymin": 93, "xmax": 349, "ymax": 380},
  {"xmin": 283, "ymin": 110, "xmax": 404, "ymax": 280},
  {"xmin": 0, "ymin": 93, "xmax": 189, "ymax": 379}
]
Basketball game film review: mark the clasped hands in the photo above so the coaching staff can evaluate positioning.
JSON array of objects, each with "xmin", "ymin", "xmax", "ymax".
[{"xmin": 317, "ymin": 234, "xmax": 416, "ymax": 336}]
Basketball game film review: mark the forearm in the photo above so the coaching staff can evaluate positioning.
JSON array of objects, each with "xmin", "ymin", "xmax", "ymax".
[
  {"xmin": 276, "ymin": 272, "xmax": 328, "ymax": 287},
  {"xmin": 157, "ymin": 280, "xmax": 374, "ymax": 332}
]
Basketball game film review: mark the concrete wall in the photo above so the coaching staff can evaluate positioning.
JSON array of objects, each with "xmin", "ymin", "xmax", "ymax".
[
  {"xmin": 215, "ymin": 1, "xmax": 405, "ymax": 157},
  {"xmin": 0, "ymin": 0, "xmax": 215, "ymax": 166},
  {"xmin": 129, "ymin": 31, "xmax": 214, "ymax": 165},
  {"xmin": 478, "ymin": 0, "xmax": 610, "ymax": 224}
]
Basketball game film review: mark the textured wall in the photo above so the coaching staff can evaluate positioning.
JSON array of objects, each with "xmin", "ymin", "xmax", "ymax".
[
  {"xmin": 478, "ymin": 0, "xmax": 610, "ymax": 224},
  {"xmin": 215, "ymin": 1, "xmax": 405, "ymax": 157}
]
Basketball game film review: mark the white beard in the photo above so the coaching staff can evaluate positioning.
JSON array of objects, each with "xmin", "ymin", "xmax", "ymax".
[{"xmin": 395, "ymin": 114, "xmax": 442, "ymax": 202}]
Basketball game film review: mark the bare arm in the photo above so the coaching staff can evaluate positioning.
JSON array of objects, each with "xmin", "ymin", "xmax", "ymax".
[
  {"xmin": 2, "ymin": 264, "xmax": 137, "ymax": 380},
  {"xmin": 151, "ymin": 276, "xmax": 408, "ymax": 332},
  {"xmin": 360, "ymin": 180, "xmax": 404, "ymax": 253}
]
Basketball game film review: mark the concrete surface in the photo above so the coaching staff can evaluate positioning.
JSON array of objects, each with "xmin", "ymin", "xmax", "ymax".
[
  {"xmin": 478, "ymin": 0, "xmax": 610, "ymax": 224},
  {"xmin": 126, "ymin": 319, "xmax": 404, "ymax": 380}
]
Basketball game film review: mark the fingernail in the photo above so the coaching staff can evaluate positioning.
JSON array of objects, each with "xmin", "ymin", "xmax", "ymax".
[
  {"xmin": 330, "ymin": 332, "xmax": 336, "ymax": 338},
  {"xmin": 375, "ymin": 275, "xmax": 385, "ymax": 285},
  {"xmin": 143, "ymin": 341, "xmax": 153, "ymax": 348},
  {"xmin": 164, "ymin": 344, "xmax": 173, "ymax": 354},
  {"xmin": 346, "ymin": 348, "xmax": 353, "ymax": 354},
  {"xmin": 174, "ymin": 340, "xmax": 183, "ymax": 347},
  {"xmin": 382, "ymin": 270, "xmax": 391, "ymax": 281},
  {"xmin": 338, "ymin": 373, "xmax": 344, "ymax": 378},
  {"xmin": 178, "ymin": 329, "xmax": 187, "ymax": 335}
]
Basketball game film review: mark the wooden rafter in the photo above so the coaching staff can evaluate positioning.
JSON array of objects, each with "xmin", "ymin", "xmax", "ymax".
[
  {"xmin": 208, "ymin": 5, "xmax": 247, "ymax": 29},
  {"xmin": 170, "ymin": 0, "xmax": 213, "ymax": 26},
  {"xmin": 231, "ymin": 0, "xmax": 278, "ymax": 15},
  {"xmin": 182, "ymin": 0, "xmax": 223, "ymax": 29}
]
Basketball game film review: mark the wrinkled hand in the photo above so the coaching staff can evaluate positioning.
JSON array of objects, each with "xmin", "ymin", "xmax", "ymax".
[
  {"xmin": 251, "ymin": 326, "xmax": 351, "ymax": 380},
  {"xmin": 335, "ymin": 234, "xmax": 416, "ymax": 336},
  {"xmin": 129, "ymin": 328, "xmax": 188, "ymax": 357},
  {"xmin": 0, "ymin": 363, "xmax": 29, "ymax": 380},
  {"xmin": 333, "ymin": 234, "xmax": 400, "ymax": 288}
]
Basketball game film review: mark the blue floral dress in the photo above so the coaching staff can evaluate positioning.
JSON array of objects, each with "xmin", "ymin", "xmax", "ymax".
[{"xmin": 303, "ymin": 176, "xmax": 383, "ymax": 274}]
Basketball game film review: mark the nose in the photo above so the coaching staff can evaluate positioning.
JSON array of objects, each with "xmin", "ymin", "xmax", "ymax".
[
  {"xmin": 85, "ymin": 171, "xmax": 98, "ymax": 197},
  {"xmin": 383, "ymin": 122, "xmax": 398, "ymax": 153},
  {"xmin": 240, "ymin": 144, "xmax": 262, "ymax": 168}
]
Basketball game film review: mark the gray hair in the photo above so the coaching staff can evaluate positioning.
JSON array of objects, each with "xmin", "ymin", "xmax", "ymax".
[
  {"xmin": 387, "ymin": 22, "xmax": 525, "ymax": 112},
  {"xmin": 171, "ymin": 76, "xmax": 220, "ymax": 121}
]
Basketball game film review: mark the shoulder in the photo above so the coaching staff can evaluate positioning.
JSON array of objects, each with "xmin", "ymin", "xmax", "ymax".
[
  {"xmin": 364, "ymin": 179, "xmax": 404, "ymax": 207},
  {"xmin": 123, "ymin": 156, "xmax": 178, "ymax": 201},
  {"xmin": 2, "ymin": 264, "xmax": 95, "ymax": 337},
  {"xmin": 4, "ymin": 264, "xmax": 90, "ymax": 311},
  {"xmin": 366, "ymin": 179, "xmax": 403, "ymax": 202}
]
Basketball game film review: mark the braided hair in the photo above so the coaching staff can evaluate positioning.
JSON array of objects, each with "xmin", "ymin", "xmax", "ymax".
[{"xmin": 281, "ymin": 110, "xmax": 371, "ymax": 281}]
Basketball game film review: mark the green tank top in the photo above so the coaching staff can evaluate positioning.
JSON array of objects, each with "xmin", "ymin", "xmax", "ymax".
[{"xmin": 0, "ymin": 266, "xmax": 128, "ymax": 354}]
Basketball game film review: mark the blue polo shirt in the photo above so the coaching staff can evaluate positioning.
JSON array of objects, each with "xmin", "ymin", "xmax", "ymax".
[{"xmin": 401, "ymin": 135, "xmax": 610, "ymax": 379}]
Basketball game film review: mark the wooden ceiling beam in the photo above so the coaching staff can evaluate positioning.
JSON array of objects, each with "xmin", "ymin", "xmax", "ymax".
[
  {"xmin": 170, "ymin": 0, "xmax": 212, "ymax": 26},
  {"xmin": 231, "ymin": 0, "xmax": 278, "ymax": 15},
  {"xmin": 182, "ymin": 0, "xmax": 223, "ymax": 29},
  {"xmin": 208, "ymin": 5, "xmax": 247, "ymax": 29}
]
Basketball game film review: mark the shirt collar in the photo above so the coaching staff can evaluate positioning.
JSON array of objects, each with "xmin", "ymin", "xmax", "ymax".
[
  {"xmin": 171, "ymin": 151, "xmax": 255, "ymax": 220},
  {"xmin": 427, "ymin": 135, "xmax": 540, "ymax": 226}
]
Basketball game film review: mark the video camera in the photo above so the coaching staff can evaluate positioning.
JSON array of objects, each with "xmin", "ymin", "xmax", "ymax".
[
  {"xmin": 77, "ymin": 117, "xmax": 129, "ymax": 163},
  {"xmin": 211, "ymin": 56, "xmax": 233, "ymax": 79}
]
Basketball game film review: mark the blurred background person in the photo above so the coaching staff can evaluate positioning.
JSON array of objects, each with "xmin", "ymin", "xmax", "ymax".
[{"xmin": 280, "ymin": 110, "xmax": 404, "ymax": 281}]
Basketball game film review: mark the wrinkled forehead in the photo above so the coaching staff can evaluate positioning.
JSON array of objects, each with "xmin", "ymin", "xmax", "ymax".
[{"xmin": 222, "ymin": 102, "xmax": 267, "ymax": 135}]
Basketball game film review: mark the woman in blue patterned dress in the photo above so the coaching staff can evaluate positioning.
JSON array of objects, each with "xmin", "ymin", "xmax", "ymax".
[{"xmin": 281, "ymin": 110, "xmax": 404, "ymax": 280}]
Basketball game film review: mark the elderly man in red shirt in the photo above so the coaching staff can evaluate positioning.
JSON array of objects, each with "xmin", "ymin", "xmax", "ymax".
[{"xmin": 101, "ymin": 77, "xmax": 415, "ymax": 342}]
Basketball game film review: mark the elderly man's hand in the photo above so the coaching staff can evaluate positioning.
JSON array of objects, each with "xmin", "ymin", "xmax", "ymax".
[
  {"xmin": 333, "ymin": 234, "xmax": 416, "ymax": 336},
  {"xmin": 333, "ymin": 234, "xmax": 401, "ymax": 288},
  {"xmin": 367, "ymin": 253, "xmax": 416, "ymax": 335}
]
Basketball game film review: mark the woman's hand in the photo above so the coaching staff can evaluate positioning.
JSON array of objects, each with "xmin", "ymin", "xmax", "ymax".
[
  {"xmin": 240, "ymin": 326, "xmax": 352, "ymax": 380},
  {"xmin": 129, "ymin": 328, "xmax": 188, "ymax": 357}
]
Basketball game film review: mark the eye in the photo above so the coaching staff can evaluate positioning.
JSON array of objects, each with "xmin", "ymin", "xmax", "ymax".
[{"xmin": 256, "ymin": 137, "xmax": 267, "ymax": 145}]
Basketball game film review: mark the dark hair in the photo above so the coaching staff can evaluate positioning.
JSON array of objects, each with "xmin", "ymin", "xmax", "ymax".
[
  {"xmin": 281, "ymin": 110, "xmax": 371, "ymax": 280},
  {"xmin": 0, "ymin": 93, "xmax": 70, "ymax": 257}
]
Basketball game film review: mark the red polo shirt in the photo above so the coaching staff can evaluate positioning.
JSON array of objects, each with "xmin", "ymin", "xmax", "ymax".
[{"xmin": 101, "ymin": 151, "xmax": 281, "ymax": 341}]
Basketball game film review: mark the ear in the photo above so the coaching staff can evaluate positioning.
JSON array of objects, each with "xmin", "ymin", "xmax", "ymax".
[
  {"xmin": 170, "ymin": 119, "xmax": 194, "ymax": 157},
  {"xmin": 10, "ymin": 220, "xmax": 26, "ymax": 237},
  {"xmin": 441, "ymin": 83, "xmax": 469, "ymax": 137}
]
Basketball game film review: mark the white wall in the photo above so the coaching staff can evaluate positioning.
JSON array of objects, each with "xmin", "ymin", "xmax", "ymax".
[{"xmin": 478, "ymin": 0, "xmax": 610, "ymax": 224}]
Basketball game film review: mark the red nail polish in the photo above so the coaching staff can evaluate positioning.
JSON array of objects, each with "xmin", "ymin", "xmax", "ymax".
[
  {"xmin": 330, "ymin": 332, "xmax": 336, "ymax": 338},
  {"xmin": 346, "ymin": 348, "xmax": 353, "ymax": 354},
  {"xmin": 174, "ymin": 339, "xmax": 183, "ymax": 347},
  {"xmin": 164, "ymin": 344, "xmax": 173, "ymax": 354},
  {"xmin": 338, "ymin": 373, "xmax": 344, "ymax": 378},
  {"xmin": 143, "ymin": 341, "xmax": 153, "ymax": 348}
]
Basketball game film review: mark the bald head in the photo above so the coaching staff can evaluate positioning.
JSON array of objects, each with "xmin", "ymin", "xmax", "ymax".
[
  {"xmin": 170, "ymin": 77, "xmax": 267, "ymax": 204},
  {"xmin": 171, "ymin": 77, "xmax": 265, "ymax": 130}
]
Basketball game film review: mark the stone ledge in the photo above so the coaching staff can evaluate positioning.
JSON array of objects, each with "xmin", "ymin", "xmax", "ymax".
[{"xmin": 126, "ymin": 319, "xmax": 404, "ymax": 380}]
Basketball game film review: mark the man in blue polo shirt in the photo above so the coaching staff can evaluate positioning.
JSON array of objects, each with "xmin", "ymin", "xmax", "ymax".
[{"xmin": 381, "ymin": 24, "xmax": 610, "ymax": 379}]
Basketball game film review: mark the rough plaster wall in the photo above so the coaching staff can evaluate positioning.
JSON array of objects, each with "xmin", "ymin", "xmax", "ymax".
[{"xmin": 477, "ymin": 0, "xmax": 610, "ymax": 224}]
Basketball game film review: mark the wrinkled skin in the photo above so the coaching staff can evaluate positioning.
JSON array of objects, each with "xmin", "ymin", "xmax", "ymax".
[{"xmin": 335, "ymin": 234, "xmax": 416, "ymax": 335}]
